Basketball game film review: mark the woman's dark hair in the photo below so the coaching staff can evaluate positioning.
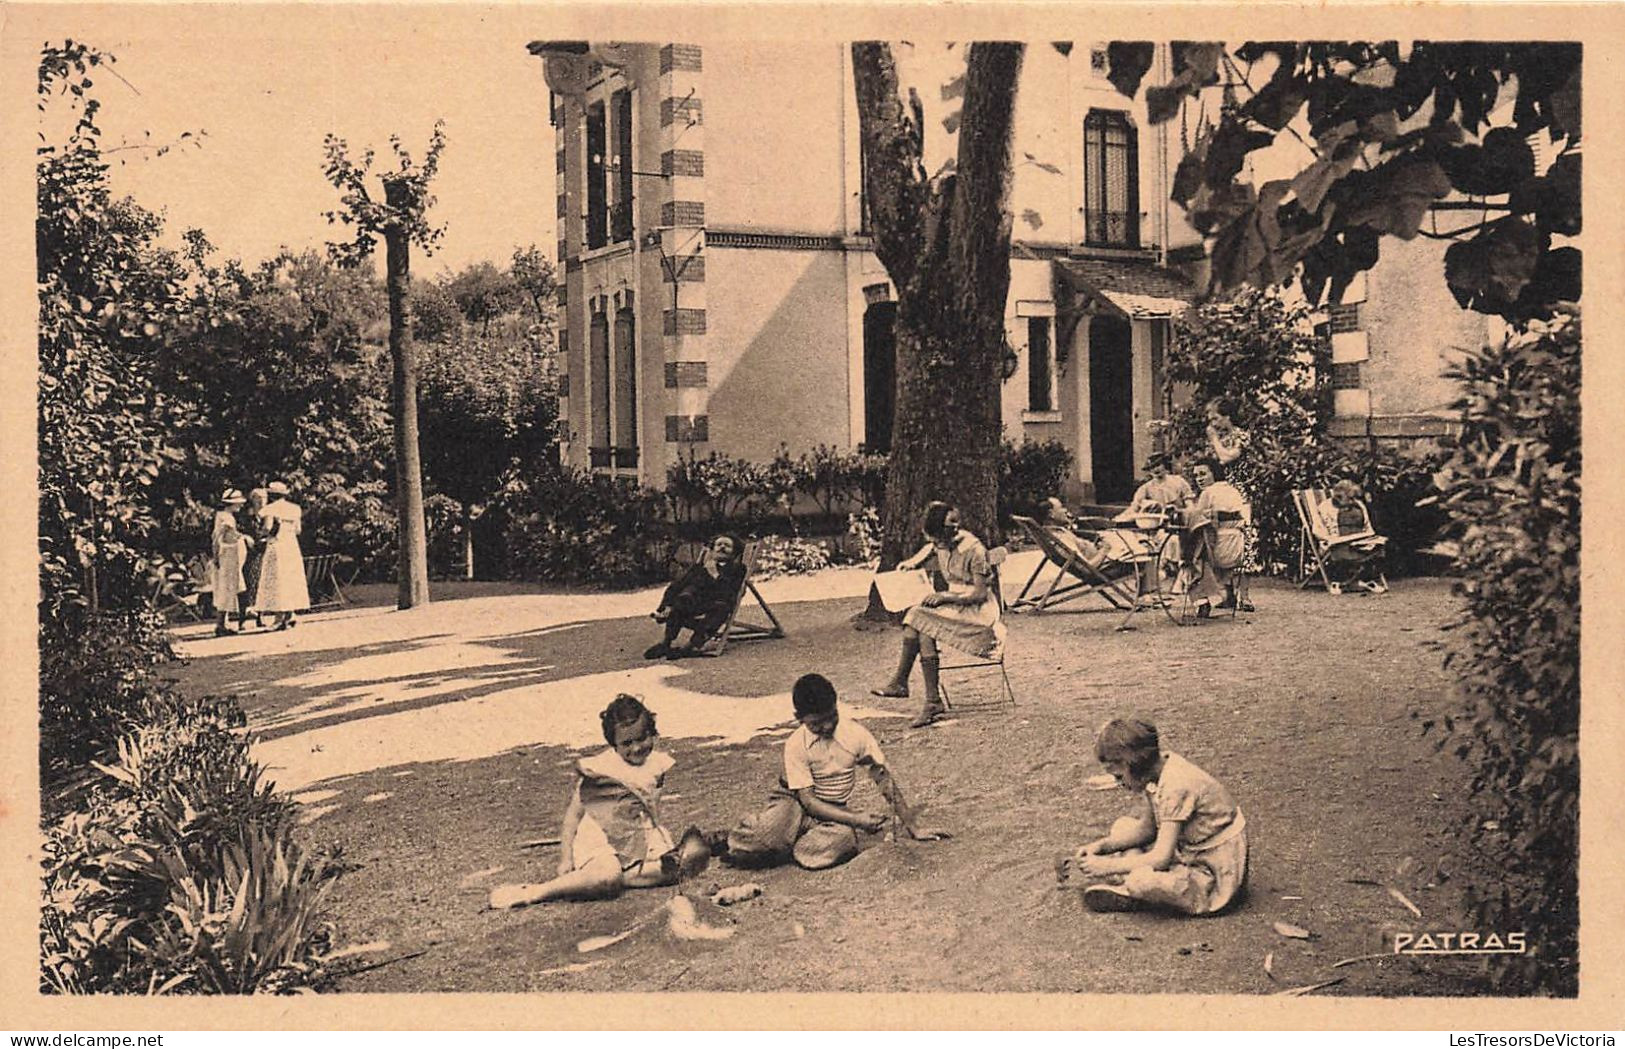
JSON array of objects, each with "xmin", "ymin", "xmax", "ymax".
[
  {"xmin": 1095, "ymin": 718, "xmax": 1161, "ymax": 779},
  {"xmin": 921, "ymin": 501, "xmax": 956, "ymax": 541},
  {"xmin": 1196, "ymin": 457, "xmax": 1226, "ymax": 481},
  {"xmin": 601, "ymin": 693, "xmax": 657, "ymax": 744},
  {"xmin": 792, "ymin": 673, "xmax": 838, "ymax": 716},
  {"xmin": 1210, "ymin": 397, "xmax": 1239, "ymax": 421}
]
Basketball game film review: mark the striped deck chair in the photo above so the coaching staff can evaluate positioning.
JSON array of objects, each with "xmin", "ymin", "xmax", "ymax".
[{"xmin": 1293, "ymin": 488, "xmax": 1389, "ymax": 592}]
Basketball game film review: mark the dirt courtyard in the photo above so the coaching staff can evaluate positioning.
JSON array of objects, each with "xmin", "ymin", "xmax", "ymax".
[{"xmin": 163, "ymin": 556, "xmax": 1494, "ymax": 996}]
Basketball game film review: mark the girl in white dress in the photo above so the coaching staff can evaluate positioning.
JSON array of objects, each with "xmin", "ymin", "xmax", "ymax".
[
  {"xmin": 210, "ymin": 488, "xmax": 251, "ymax": 637},
  {"xmin": 255, "ymin": 480, "xmax": 310, "ymax": 630}
]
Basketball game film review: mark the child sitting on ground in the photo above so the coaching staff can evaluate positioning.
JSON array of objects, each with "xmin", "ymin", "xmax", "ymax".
[
  {"xmin": 720, "ymin": 673, "xmax": 947, "ymax": 870},
  {"xmin": 1057, "ymin": 718, "xmax": 1248, "ymax": 915},
  {"xmin": 490, "ymin": 694, "xmax": 678, "ymax": 909}
]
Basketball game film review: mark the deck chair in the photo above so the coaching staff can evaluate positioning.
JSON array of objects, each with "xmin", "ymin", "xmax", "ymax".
[
  {"xmin": 1008, "ymin": 516, "xmax": 1138, "ymax": 614},
  {"xmin": 302, "ymin": 553, "xmax": 350, "ymax": 612},
  {"xmin": 703, "ymin": 540, "xmax": 786, "ymax": 657},
  {"xmin": 152, "ymin": 560, "xmax": 210, "ymax": 623},
  {"xmin": 938, "ymin": 546, "xmax": 1016, "ymax": 711},
  {"xmin": 1292, "ymin": 488, "xmax": 1389, "ymax": 592}
]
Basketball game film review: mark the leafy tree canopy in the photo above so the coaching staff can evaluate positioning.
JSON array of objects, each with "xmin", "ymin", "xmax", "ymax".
[{"xmin": 1108, "ymin": 41, "xmax": 1580, "ymax": 323}]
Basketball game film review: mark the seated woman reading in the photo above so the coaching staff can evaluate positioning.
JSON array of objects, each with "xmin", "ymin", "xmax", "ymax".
[
  {"xmin": 1318, "ymin": 479, "xmax": 1388, "ymax": 594},
  {"xmin": 1129, "ymin": 453, "xmax": 1193, "ymax": 515},
  {"xmin": 645, "ymin": 535, "xmax": 747, "ymax": 660}
]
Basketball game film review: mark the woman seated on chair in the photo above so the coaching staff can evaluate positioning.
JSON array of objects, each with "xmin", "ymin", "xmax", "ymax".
[
  {"xmin": 1129, "ymin": 453, "xmax": 1194, "ymax": 515},
  {"xmin": 1180, "ymin": 458, "xmax": 1253, "ymax": 618},
  {"xmin": 872, "ymin": 501, "xmax": 1002, "ymax": 728},
  {"xmin": 646, "ymin": 534, "xmax": 747, "ymax": 660},
  {"xmin": 1318, "ymin": 479, "xmax": 1389, "ymax": 594},
  {"xmin": 1040, "ymin": 498, "xmax": 1136, "ymax": 581}
]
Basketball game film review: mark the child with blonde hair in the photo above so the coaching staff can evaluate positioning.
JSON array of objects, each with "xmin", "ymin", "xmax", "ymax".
[{"xmin": 1059, "ymin": 718, "xmax": 1248, "ymax": 915}]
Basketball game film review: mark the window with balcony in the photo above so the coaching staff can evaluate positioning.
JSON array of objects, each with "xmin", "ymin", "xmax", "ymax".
[{"xmin": 1083, "ymin": 109, "xmax": 1139, "ymax": 248}]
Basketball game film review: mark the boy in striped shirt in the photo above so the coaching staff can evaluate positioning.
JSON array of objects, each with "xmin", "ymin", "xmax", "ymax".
[{"xmin": 720, "ymin": 673, "xmax": 945, "ymax": 869}]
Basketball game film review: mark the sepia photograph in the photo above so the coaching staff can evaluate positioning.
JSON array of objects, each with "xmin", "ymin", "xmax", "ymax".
[{"xmin": 5, "ymin": 0, "xmax": 1621, "ymax": 1031}]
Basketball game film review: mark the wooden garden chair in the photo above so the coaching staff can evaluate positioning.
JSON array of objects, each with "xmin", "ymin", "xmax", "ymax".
[
  {"xmin": 302, "ymin": 553, "xmax": 350, "ymax": 612},
  {"xmin": 1008, "ymin": 515, "xmax": 1137, "ymax": 614}
]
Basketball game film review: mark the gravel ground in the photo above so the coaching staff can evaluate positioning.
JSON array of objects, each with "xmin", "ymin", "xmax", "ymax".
[{"xmin": 164, "ymin": 567, "xmax": 1495, "ymax": 996}]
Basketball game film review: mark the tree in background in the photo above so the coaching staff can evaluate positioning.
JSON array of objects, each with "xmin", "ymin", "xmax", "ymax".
[
  {"xmin": 851, "ymin": 41, "xmax": 1024, "ymax": 577},
  {"xmin": 322, "ymin": 122, "xmax": 448, "ymax": 609},
  {"xmin": 416, "ymin": 255, "xmax": 558, "ymax": 578},
  {"xmin": 1105, "ymin": 41, "xmax": 1580, "ymax": 321}
]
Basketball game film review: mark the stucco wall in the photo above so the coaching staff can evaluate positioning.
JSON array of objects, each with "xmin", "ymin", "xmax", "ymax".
[
  {"xmin": 1360, "ymin": 237, "xmax": 1494, "ymax": 418},
  {"xmin": 703, "ymin": 246, "xmax": 853, "ymax": 461},
  {"xmin": 705, "ymin": 44, "xmax": 849, "ymax": 234}
]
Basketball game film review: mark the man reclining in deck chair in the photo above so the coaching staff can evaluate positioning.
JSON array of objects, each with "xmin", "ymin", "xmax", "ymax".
[
  {"xmin": 1039, "ymin": 498, "xmax": 1137, "ymax": 582},
  {"xmin": 645, "ymin": 534, "xmax": 747, "ymax": 660}
]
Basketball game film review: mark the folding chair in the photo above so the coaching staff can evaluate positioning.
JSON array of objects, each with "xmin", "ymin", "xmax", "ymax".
[
  {"xmin": 704, "ymin": 540, "xmax": 787, "ymax": 657},
  {"xmin": 1008, "ymin": 516, "xmax": 1138, "ymax": 614},
  {"xmin": 302, "ymin": 553, "xmax": 350, "ymax": 612},
  {"xmin": 938, "ymin": 546, "xmax": 1016, "ymax": 711},
  {"xmin": 1292, "ymin": 489, "xmax": 1388, "ymax": 592},
  {"xmin": 151, "ymin": 563, "xmax": 210, "ymax": 623}
]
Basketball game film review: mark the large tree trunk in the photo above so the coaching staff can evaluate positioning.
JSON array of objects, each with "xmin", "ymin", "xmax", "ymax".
[
  {"xmin": 385, "ymin": 181, "xmax": 432, "ymax": 610},
  {"xmin": 852, "ymin": 42, "xmax": 1024, "ymax": 612}
]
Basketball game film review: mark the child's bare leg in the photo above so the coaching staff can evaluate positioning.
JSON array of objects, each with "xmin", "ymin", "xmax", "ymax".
[
  {"xmin": 1121, "ymin": 862, "xmax": 1214, "ymax": 914},
  {"xmin": 489, "ymin": 854, "xmax": 624, "ymax": 909},
  {"xmin": 622, "ymin": 857, "xmax": 677, "ymax": 889}
]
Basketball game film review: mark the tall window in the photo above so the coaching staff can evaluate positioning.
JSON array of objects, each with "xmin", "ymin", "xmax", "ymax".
[
  {"xmin": 1027, "ymin": 316, "xmax": 1054, "ymax": 412},
  {"xmin": 585, "ymin": 103, "xmax": 608, "ymax": 250},
  {"xmin": 611, "ymin": 89, "xmax": 634, "ymax": 243},
  {"xmin": 589, "ymin": 309, "xmax": 611, "ymax": 463},
  {"xmin": 613, "ymin": 300, "xmax": 638, "ymax": 466},
  {"xmin": 1083, "ymin": 109, "xmax": 1139, "ymax": 248}
]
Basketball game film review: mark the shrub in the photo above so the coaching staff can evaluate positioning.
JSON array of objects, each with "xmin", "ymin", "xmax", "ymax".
[
  {"xmin": 41, "ymin": 693, "xmax": 336, "ymax": 994},
  {"xmin": 40, "ymin": 607, "xmax": 177, "ymax": 781},
  {"xmin": 499, "ymin": 460, "xmax": 674, "ymax": 586},
  {"xmin": 665, "ymin": 451, "xmax": 765, "ymax": 523},
  {"xmin": 997, "ymin": 438, "xmax": 1073, "ymax": 524},
  {"xmin": 751, "ymin": 535, "xmax": 833, "ymax": 579},
  {"xmin": 1426, "ymin": 308, "xmax": 1580, "ymax": 995},
  {"xmin": 845, "ymin": 506, "xmax": 884, "ymax": 567}
]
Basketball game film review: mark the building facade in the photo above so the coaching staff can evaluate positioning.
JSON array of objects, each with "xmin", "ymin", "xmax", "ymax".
[{"xmin": 532, "ymin": 41, "xmax": 1493, "ymax": 502}]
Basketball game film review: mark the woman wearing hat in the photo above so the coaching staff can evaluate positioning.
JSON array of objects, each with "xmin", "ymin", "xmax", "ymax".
[
  {"xmin": 255, "ymin": 479, "xmax": 310, "ymax": 630},
  {"xmin": 211, "ymin": 488, "xmax": 253, "ymax": 637},
  {"xmin": 1129, "ymin": 453, "xmax": 1193, "ymax": 515}
]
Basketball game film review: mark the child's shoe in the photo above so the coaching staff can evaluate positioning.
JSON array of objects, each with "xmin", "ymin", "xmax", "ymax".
[
  {"xmin": 1326, "ymin": 582, "xmax": 1343, "ymax": 595},
  {"xmin": 1082, "ymin": 884, "xmax": 1141, "ymax": 912},
  {"xmin": 643, "ymin": 642, "xmax": 670, "ymax": 660}
]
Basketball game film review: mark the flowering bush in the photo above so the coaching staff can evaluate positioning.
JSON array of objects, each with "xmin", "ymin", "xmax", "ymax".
[
  {"xmin": 751, "ymin": 535, "xmax": 833, "ymax": 579},
  {"xmin": 1426, "ymin": 307, "xmax": 1580, "ymax": 995}
]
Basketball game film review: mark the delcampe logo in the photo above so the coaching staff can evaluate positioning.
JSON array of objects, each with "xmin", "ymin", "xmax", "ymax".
[{"xmin": 1393, "ymin": 931, "xmax": 1528, "ymax": 955}]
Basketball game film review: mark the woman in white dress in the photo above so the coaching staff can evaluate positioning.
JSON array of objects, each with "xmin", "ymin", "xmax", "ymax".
[
  {"xmin": 871, "ymin": 501, "xmax": 1003, "ymax": 728},
  {"xmin": 255, "ymin": 479, "xmax": 310, "ymax": 630},
  {"xmin": 210, "ymin": 488, "xmax": 252, "ymax": 637}
]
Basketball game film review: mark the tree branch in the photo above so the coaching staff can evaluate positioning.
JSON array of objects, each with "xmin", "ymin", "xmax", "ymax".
[{"xmin": 851, "ymin": 42, "xmax": 927, "ymax": 288}]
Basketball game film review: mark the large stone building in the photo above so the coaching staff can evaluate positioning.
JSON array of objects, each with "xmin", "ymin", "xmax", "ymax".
[{"xmin": 531, "ymin": 41, "xmax": 1491, "ymax": 502}]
